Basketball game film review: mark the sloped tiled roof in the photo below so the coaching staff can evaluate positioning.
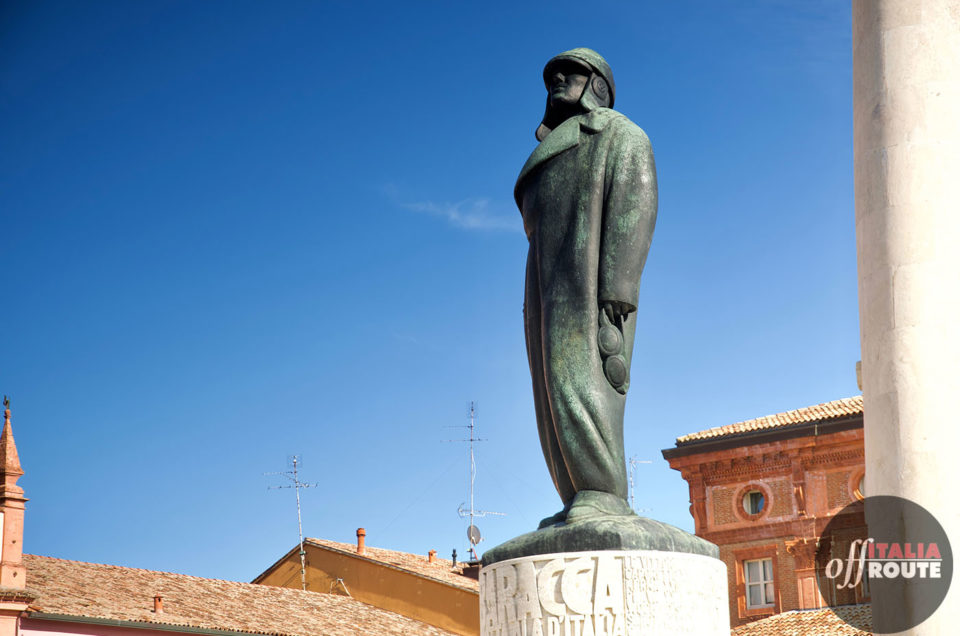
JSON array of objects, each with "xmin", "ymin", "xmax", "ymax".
[
  {"xmin": 732, "ymin": 605, "xmax": 872, "ymax": 635},
  {"xmin": 305, "ymin": 538, "xmax": 479, "ymax": 593},
  {"xmin": 24, "ymin": 554, "xmax": 456, "ymax": 636},
  {"xmin": 677, "ymin": 396, "xmax": 863, "ymax": 444}
]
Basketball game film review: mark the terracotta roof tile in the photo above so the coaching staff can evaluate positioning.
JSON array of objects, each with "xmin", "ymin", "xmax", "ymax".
[
  {"xmin": 676, "ymin": 396, "xmax": 863, "ymax": 444},
  {"xmin": 24, "ymin": 554, "xmax": 456, "ymax": 636},
  {"xmin": 731, "ymin": 605, "xmax": 872, "ymax": 635},
  {"xmin": 305, "ymin": 538, "xmax": 479, "ymax": 593}
]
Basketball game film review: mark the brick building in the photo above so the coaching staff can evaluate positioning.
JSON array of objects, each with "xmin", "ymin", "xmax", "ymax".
[{"xmin": 662, "ymin": 397, "xmax": 869, "ymax": 630}]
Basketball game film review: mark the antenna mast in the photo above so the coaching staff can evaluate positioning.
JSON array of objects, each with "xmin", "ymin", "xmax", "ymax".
[
  {"xmin": 266, "ymin": 455, "xmax": 319, "ymax": 591},
  {"xmin": 447, "ymin": 402, "xmax": 504, "ymax": 560},
  {"xmin": 628, "ymin": 455, "xmax": 652, "ymax": 513}
]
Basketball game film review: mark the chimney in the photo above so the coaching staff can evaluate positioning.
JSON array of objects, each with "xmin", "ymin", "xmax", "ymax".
[
  {"xmin": 153, "ymin": 595, "xmax": 163, "ymax": 613},
  {"xmin": 428, "ymin": 549, "xmax": 437, "ymax": 564},
  {"xmin": 461, "ymin": 561, "xmax": 481, "ymax": 580},
  {"xmin": 356, "ymin": 528, "xmax": 366, "ymax": 555}
]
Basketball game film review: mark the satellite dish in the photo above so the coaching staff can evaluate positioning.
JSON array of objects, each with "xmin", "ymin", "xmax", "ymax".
[{"xmin": 467, "ymin": 524, "xmax": 482, "ymax": 545}]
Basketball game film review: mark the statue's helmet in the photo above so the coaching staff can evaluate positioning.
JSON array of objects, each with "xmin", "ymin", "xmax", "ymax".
[
  {"xmin": 537, "ymin": 47, "xmax": 615, "ymax": 140},
  {"xmin": 543, "ymin": 47, "xmax": 615, "ymax": 108}
]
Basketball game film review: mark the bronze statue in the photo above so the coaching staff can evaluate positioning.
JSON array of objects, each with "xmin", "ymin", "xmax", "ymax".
[
  {"xmin": 483, "ymin": 47, "xmax": 718, "ymax": 565},
  {"xmin": 483, "ymin": 49, "xmax": 719, "ymax": 565},
  {"xmin": 517, "ymin": 48, "xmax": 658, "ymax": 527}
]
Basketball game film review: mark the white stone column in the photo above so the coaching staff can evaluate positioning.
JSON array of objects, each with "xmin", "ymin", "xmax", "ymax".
[
  {"xmin": 853, "ymin": 1, "xmax": 960, "ymax": 633},
  {"xmin": 479, "ymin": 550, "xmax": 728, "ymax": 636}
]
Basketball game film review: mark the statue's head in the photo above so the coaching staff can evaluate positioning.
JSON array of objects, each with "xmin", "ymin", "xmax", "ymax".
[{"xmin": 536, "ymin": 48, "xmax": 615, "ymax": 141}]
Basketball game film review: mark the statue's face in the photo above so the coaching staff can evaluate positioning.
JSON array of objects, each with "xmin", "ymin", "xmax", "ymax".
[{"xmin": 546, "ymin": 60, "xmax": 590, "ymax": 109}]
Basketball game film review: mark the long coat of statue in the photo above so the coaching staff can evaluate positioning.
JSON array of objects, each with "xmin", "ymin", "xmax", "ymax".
[{"xmin": 516, "ymin": 106, "xmax": 657, "ymax": 508}]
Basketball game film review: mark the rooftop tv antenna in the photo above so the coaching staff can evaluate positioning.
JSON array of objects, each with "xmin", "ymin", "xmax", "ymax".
[
  {"xmin": 265, "ymin": 455, "xmax": 319, "ymax": 591},
  {"xmin": 629, "ymin": 455, "xmax": 652, "ymax": 513},
  {"xmin": 445, "ymin": 401, "xmax": 505, "ymax": 560}
]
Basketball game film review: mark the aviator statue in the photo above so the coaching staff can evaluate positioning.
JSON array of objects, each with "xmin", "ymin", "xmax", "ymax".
[
  {"xmin": 517, "ymin": 48, "xmax": 657, "ymax": 528},
  {"xmin": 482, "ymin": 45, "xmax": 714, "ymax": 570}
]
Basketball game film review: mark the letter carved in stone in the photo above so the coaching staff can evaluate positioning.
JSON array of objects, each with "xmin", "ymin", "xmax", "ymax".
[{"xmin": 479, "ymin": 551, "xmax": 728, "ymax": 636}]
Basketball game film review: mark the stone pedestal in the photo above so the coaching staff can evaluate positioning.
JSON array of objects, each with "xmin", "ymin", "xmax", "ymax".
[{"xmin": 479, "ymin": 550, "xmax": 728, "ymax": 636}]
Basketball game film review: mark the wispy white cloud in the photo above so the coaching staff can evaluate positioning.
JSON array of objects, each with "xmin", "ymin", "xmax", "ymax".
[{"xmin": 403, "ymin": 198, "xmax": 521, "ymax": 233}]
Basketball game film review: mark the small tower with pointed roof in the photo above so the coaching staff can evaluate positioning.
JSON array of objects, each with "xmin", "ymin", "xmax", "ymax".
[
  {"xmin": 0, "ymin": 396, "xmax": 27, "ymax": 589},
  {"xmin": 0, "ymin": 396, "xmax": 34, "ymax": 636}
]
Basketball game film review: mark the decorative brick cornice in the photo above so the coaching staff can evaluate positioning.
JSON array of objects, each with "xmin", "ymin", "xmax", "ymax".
[
  {"xmin": 0, "ymin": 586, "xmax": 36, "ymax": 603},
  {"xmin": 703, "ymin": 517, "xmax": 831, "ymax": 546},
  {"xmin": 676, "ymin": 438, "xmax": 863, "ymax": 488},
  {"xmin": 806, "ymin": 448, "xmax": 864, "ymax": 466},
  {"xmin": 701, "ymin": 455, "xmax": 792, "ymax": 484}
]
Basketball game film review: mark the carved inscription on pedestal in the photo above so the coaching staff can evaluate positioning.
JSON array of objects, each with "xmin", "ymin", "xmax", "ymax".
[{"xmin": 480, "ymin": 551, "xmax": 728, "ymax": 636}]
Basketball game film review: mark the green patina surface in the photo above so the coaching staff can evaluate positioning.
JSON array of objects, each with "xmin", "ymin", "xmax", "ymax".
[
  {"xmin": 484, "ymin": 48, "xmax": 717, "ymax": 566},
  {"xmin": 481, "ymin": 514, "xmax": 718, "ymax": 566},
  {"xmin": 516, "ymin": 49, "xmax": 657, "ymax": 518}
]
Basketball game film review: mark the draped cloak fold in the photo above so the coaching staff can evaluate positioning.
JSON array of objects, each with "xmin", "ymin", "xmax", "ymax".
[{"xmin": 515, "ymin": 108, "xmax": 658, "ymax": 505}]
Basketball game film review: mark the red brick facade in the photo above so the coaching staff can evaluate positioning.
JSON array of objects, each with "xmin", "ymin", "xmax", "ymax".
[{"xmin": 662, "ymin": 398, "xmax": 867, "ymax": 630}]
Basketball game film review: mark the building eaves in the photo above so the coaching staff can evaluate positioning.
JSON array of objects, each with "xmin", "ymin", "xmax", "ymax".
[
  {"xmin": 26, "ymin": 613, "xmax": 258, "ymax": 636},
  {"xmin": 662, "ymin": 396, "xmax": 863, "ymax": 459}
]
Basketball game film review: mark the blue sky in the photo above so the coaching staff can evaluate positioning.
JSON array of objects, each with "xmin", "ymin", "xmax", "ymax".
[{"xmin": 1, "ymin": 0, "xmax": 857, "ymax": 582}]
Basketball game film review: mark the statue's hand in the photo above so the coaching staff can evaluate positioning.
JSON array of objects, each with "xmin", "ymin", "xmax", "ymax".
[
  {"xmin": 602, "ymin": 301, "xmax": 634, "ymax": 324},
  {"xmin": 598, "ymin": 303, "xmax": 630, "ymax": 394}
]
